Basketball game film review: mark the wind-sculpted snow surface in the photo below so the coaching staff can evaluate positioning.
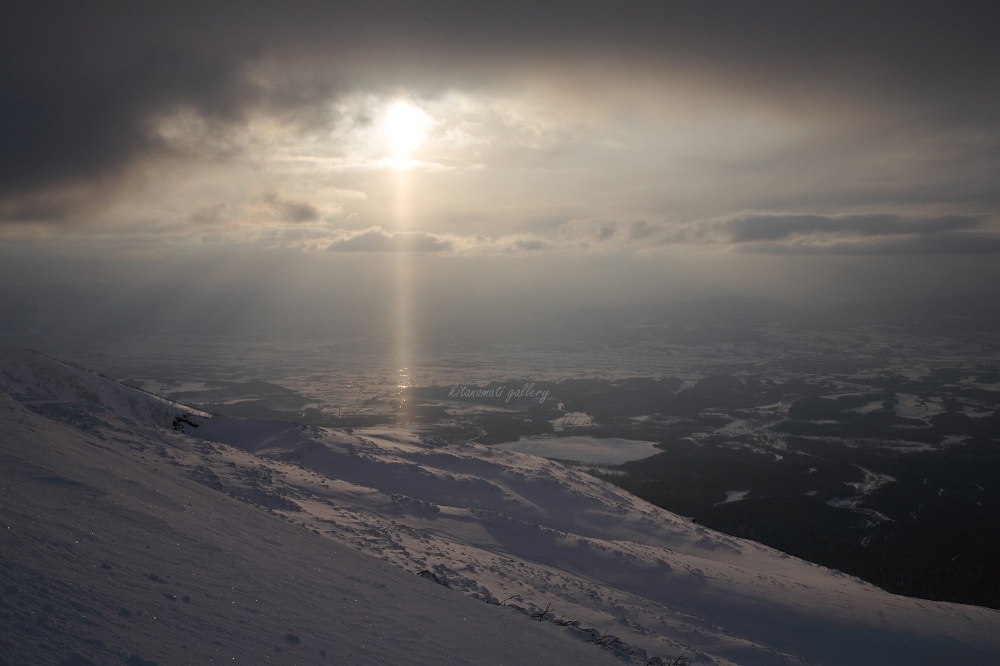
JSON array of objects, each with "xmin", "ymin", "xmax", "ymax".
[
  {"xmin": 185, "ymin": 421, "xmax": 1000, "ymax": 665},
  {"xmin": 2, "ymin": 349, "xmax": 999, "ymax": 665},
  {"xmin": 0, "ymin": 389, "xmax": 618, "ymax": 665}
]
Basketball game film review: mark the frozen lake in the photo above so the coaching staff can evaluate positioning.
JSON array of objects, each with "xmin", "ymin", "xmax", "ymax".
[{"xmin": 498, "ymin": 435, "xmax": 662, "ymax": 464}]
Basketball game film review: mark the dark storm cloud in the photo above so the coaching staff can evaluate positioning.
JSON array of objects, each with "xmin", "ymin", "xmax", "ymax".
[
  {"xmin": 326, "ymin": 228, "xmax": 452, "ymax": 253},
  {"xmin": 3, "ymin": 1, "xmax": 999, "ymax": 222},
  {"xmin": 728, "ymin": 214, "xmax": 985, "ymax": 242},
  {"xmin": 2, "ymin": 6, "xmax": 254, "ymax": 203}
]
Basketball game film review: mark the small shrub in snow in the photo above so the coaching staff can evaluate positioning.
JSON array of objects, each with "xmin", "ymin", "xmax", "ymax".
[
  {"xmin": 415, "ymin": 569, "xmax": 452, "ymax": 588},
  {"xmin": 531, "ymin": 601, "xmax": 554, "ymax": 621}
]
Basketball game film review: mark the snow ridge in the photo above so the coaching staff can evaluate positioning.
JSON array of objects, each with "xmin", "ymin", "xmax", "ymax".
[{"xmin": 0, "ymin": 348, "xmax": 208, "ymax": 428}]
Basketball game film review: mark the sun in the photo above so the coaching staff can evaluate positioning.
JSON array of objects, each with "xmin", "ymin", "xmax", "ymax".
[{"xmin": 383, "ymin": 100, "xmax": 433, "ymax": 167}]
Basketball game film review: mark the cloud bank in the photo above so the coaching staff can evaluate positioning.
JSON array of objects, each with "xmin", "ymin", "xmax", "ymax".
[{"xmin": 1, "ymin": 1, "xmax": 999, "ymax": 309}]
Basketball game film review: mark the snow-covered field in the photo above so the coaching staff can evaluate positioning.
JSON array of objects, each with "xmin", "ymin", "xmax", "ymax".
[
  {"xmin": 2, "ymin": 348, "xmax": 999, "ymax": 665},
  {"xmin": 500, "ymin": 435, "xmax": 660, "ymax": 463}
]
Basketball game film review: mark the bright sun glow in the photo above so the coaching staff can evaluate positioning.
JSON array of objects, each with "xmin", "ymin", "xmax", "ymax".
[{"xmin": 384, "ymin": 100, "xmax": 433, "ymax": 166}]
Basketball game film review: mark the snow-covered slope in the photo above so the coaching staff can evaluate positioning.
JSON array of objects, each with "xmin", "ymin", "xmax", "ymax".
[
  {"xmin": 0, "ymin": 348, "xmax": 208, "ymax": 428},
  {"xmin": 2, "ymin": 348, "xmax": 999, "ymax": 665},
  {"xmin": 0, "ymin": 384, "xmax": 617, "ymax": 665}
]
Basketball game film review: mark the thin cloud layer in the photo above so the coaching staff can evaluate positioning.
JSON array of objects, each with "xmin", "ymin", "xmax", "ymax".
[
  {"xmin": 727, "ymin": 214, "xmax": 985, "ymax": 243},
  {"xmin": 722, "ymin": 213, "xmax": 1000, "ymax": 254}
]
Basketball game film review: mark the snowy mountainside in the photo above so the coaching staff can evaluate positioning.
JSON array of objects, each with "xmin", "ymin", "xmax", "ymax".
[
  {"xmin": 0, "ymin": 348, "xmax": 207, "ymax": 429},
  {"xmin": 2, "ymin": 349, "xmax": 999, "ymax": 665},
  {"xmin": 185, "ymin": 419, "xmax": 1000, "ymax": 665},
  {"xmin": 0, "ymin": 391, "xmax": 614, "ymax": 666}
]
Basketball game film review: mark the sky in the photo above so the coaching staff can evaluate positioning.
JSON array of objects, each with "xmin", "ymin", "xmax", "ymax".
[{"xmin": 2, "ymin": 2, "xmax": 999, "ymax": 345}]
